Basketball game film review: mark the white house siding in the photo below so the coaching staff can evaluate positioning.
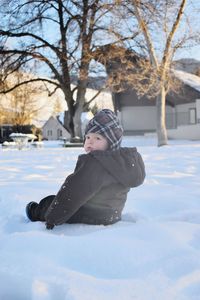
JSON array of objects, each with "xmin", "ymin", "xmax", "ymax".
[
  {"xmin": 196, "ymin": 99, "xmax": 200, "ymax": 122},
  {"xmin": 120, "ymin": 103, "xmax": 200, "ymax": 133},
  {"xmin": 120, "ymin": 106, "xmax": 157, "ymax": 131},
  {"xmin": 42, "ymin": 117, "xmax": 70, "ymax": 141},
  {"xmin": 175, "ymin": 102, "xmax": 196, "ymax": 126},
  {"xmin": 167, "ymin": 123, "xmax": 200, "ymax": 140},
  {"xmin": 166, "ymin": 106, "xmax": 176, "ymax": 128},
  {"xmin": 167, "ymin": 99, "xmax": 200, "ymax": 140}
]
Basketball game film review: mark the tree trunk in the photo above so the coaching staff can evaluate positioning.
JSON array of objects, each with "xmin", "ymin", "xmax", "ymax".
[
  {"xmin": 63, "ymin": 89, "xmax": 75, "ymax": 137},
  {"xmin": 156, "ymin": 85, "xmax": 168, "ymax": 147},
  {"xmin": 73, "ymin": 105, "xmax": 83, "ymax": 139},
  {"xmin": 73, "ymin": 78, "xmax": 88, "ymax": 139},
  {"xmin": 64, "ymin": 107, "xmax": 75, "ymax": 137}
]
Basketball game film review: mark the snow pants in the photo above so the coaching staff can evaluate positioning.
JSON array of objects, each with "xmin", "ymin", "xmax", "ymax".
[{"xmin": 29, "ymin": 195, "xmax": 120, "ymax": 226}]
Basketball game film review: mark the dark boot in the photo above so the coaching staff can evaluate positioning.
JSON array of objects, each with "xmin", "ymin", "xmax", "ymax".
[
  {"xmin": 26, "ymin": 195, "xmax": 56, "ymax": 222},
  {"xmin": 26, "ymin": 202, "xmax": 39, "ymax": 221}
]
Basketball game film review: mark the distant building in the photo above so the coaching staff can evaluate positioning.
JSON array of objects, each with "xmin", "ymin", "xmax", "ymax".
[
  {"xmin": 113, "ymin": 70, "xmax": 200, "ymax": 140},
  {"xmin": 93, "ymin": 44, "xmax": 200, "ymax": 140},
  {"xmin": 42, "ymin": 116, "xmax": 70, "ymax": 141},
  {"xmin": 42, "ymin": 111, "xmax": 95, "ymax": 141}
]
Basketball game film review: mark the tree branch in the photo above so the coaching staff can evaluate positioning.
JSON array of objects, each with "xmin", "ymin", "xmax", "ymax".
[
  {"xmin": 0, "ymin": 77, "xmax": 60, "ymax": 94},
  {"xmin": 132, "ymin": 0, "xmax": 158, "ymax": 68}
]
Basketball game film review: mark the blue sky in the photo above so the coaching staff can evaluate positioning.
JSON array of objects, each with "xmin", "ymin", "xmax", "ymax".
[
  {"xmin": 175, "ymin": 44, "xmax": 200, "ymax": 62},
  {"xmin": 177, "ymin": 0, "xmax": 200, "ymax": 61}
]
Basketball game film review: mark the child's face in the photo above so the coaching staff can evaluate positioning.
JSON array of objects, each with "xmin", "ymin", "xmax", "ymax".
[{"xmin": 84, "ymin": 132, "xmax": 109, "ymax": 153}]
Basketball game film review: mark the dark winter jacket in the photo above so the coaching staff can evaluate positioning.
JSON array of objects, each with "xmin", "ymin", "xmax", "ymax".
[{"xmin": 45, "ymin": 147, "xmax": 145, "ymax": 226}]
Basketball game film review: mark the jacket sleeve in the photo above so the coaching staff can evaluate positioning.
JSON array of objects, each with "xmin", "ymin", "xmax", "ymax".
[
  {"xmin": 45, "ymin": 155, "xmax": 108, "ymax": 226},
  {"xmin": 131, "ymin": 150, "xmax": 146, "ymax": 187}
]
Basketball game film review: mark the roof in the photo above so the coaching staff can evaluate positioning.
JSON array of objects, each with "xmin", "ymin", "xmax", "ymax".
[
  {"xmin": 114, "ymin": 69, "xmax": 200, "ymax": 108},
  {"xmin": 70, "ymin": 75, "xmax": 107, "ymax": 90},
  {"xmin": 42, "ymin": 116, "xmax": 58, "ymax": 129},
  {"xmin": 95, "ymin": 45, "xmax": 200, "ymax": 107},
  {"xmin": 173, "ymin": 70, "xmax": 200, "ymax": 93}
]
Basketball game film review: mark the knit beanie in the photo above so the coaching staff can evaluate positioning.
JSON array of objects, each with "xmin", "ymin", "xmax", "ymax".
[{"xmin": 85, "ymin": 109, "xmax": 123, "ymax": 150}]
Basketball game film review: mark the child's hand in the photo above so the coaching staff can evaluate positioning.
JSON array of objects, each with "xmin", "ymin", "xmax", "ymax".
[{"xmin": 46, "ymin": 222, "xmax": 54, "ymax": 230}]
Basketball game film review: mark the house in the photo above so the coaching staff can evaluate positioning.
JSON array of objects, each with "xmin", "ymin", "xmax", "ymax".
[
  {"xmin": 43, "ymin": 111, "xmax": 95, "ymax": 141},
  {"xmin": 167, "ymin": 70, "xmax": 200, "ymax": 140},
  {"xmin": 113, "ymin": 70, "xmax": 200, "ymax": 140},
  {"xmin": 42, "ymin": 116, "xmax": 70, "ymax": 141},
  {"xmin": 94, "ymin": 44, "xmax": 200, "ymax": 140}
]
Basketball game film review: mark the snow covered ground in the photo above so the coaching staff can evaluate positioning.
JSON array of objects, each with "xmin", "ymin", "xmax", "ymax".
[{"xmin": 0, "ymin": 136, "xmax": 200, "ymax": 300}]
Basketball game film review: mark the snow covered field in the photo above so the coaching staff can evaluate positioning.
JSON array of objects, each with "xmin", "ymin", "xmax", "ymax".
[{"xmin": 0, "ymin": 136, "xmax": 200, "ymax": 300}]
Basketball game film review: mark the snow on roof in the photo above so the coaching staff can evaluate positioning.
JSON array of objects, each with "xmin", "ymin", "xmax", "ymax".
[{"xmin": 173, "ymin": 69, "xmax": 200, "ymax": 93}]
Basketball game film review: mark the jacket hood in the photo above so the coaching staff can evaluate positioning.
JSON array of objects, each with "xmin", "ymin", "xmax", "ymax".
[{"xmin": 89, "ymin": 147, "xmax": 145, "ymax": 188}]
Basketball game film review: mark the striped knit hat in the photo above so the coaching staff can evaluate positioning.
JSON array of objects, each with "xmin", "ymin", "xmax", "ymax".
[{"xmin": 85, "ymin": 109, "xmax": 123, "ymax": 150}]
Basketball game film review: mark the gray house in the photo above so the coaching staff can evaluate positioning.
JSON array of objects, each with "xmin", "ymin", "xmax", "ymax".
[
  {"xmin": 95, "ymin": 44, "xmax": 200, "ymax": 140},
  {"xmin": 42, "ymin": 116, "xmax": 70, "ymax": 141},
  {"xmin": 113, "ymin": 70, "xmax": 200, "ymax": 140}
]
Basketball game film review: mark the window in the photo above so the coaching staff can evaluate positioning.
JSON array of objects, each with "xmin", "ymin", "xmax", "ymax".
[
  {"xmin": 47, "ymin": 130, "xmax": 52, "ymax": 136},
  {"xmin": 189, "ymin": 108, "xmax": 196, "ymax": 124},
  {"xmin": 57, "ymin": 129, "xmax": 62, "ymax": 138}
]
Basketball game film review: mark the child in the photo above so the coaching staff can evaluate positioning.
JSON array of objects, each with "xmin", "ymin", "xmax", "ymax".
[{"xmin": 26, "ymin": 109, "xmax": 145, "ymax": 229}]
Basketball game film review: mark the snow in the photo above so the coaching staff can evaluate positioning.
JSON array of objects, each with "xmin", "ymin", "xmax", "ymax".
[
  {"xmin": 173, "ymin": 69, "xmax": 200, "ymax": 92},
  {"xmin": 0, "ymin": 136, "xmax": 200, "ymax": 300}
]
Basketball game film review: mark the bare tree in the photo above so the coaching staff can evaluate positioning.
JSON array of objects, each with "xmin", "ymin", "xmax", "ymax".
[
  {"xmin": 0, "ymin": 0, "xmax": 117, "ymax": 139},
  {"xmin": 132, "ymin": 0, "xmax": 188, "ymax": 145},
  {"xmin": 98, "ymin": 0, "xmax": 199, "ymax": 146},
  {"xmin": 0, "ymin": 1, "xmax": 198, "ymax": 146},
  {"xmin": 0, "ymin": 72, "xmax": 44, "ymax": 126}
]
